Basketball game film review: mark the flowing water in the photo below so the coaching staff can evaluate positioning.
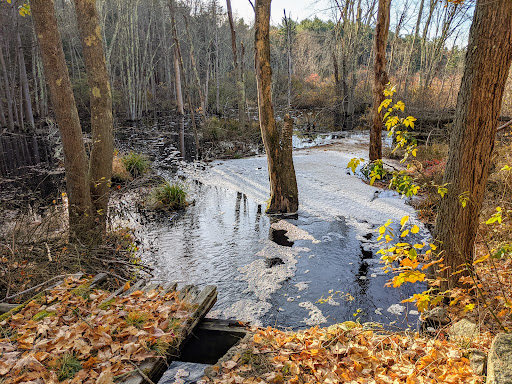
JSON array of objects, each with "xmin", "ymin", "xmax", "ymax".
[
  {"xmin": 1, "ymin": 117, "xmax": 424, "ymax": 330},
  {"xmin": 113, "ymin": 119, "xmax": 426, "ymax": 330}
]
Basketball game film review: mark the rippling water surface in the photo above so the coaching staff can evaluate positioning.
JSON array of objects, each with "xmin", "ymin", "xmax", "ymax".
[{"xmin": 123, "ymin": 135, "xmax": 426, "ymax": 329}]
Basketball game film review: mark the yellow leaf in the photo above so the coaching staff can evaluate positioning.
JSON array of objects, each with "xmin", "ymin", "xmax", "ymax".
[
  {"xmin": 464, "ymin": 303, "xmax": 475, "ymax": 312},
  {"xmin": 253, "ymin": 333, "xmax": 264, "ymax": 344},
  {"xmin": 473, "ymin": 254, "xmax": 489, "ymax": 265},
  {"xmin": 400, "ymin": 216, "xmax": 409, "ymax": 229},
  {"xmin": 411, "ymin": 225, "xmax": 419, "ymax": 234},
  {"xmin": 400, "ymin": 229, "xmax": 409, "ymax": 238}
]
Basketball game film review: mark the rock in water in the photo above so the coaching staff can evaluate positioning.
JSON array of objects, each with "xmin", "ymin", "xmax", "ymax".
[{"xmin": 487, "ymin": 333, "xmax": 512, "ymax": 384}]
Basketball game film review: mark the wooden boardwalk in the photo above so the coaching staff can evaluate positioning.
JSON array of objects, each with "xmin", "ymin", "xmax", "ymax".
[
  {"xmin": 120, "ymin": 282, "xmax": 217, "ymax": 384},
  {"xmin": 0, "ymin": 274, "xmax": 218, "ymax": 384}
]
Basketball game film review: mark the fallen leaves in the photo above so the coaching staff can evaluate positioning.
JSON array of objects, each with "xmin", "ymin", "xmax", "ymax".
[
  {"xmin": 0, "ymin": 276, "xmax": 193, "ymax": 383},
  {"xmin": 207, "ymin": 322, "xmax": 482, "ymax": 384}
]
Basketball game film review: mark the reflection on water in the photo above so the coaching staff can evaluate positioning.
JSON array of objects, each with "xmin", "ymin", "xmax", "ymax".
[
  {"xmin": 113, "ymin": 119, "xmax": 421, "ymax": 329},
  {"xmin": 0, "ymin": 133, "xmax": 54, "ymax": 177},
  {"xmin": 135, "ymin": 181, "xmax": 420, "ymax": 329},
  {"xmin": 136, "ymin": 182, "xmax": 271, "ymax": 319},
  {"xmin": 116, "ymin": 115, "xmax": 199, "ymax": 165}
]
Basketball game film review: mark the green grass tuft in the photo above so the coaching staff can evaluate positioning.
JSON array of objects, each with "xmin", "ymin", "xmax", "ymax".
[
  {"xmin": 121, "ymin": 152, "xmax": 150, "ymax": 178},
  {"xmin": 125, "ymin": 311, "xmax": 148, "ymax": 329},
  {"xmin": 152, "ymin": 181, "xmax": 189, "ymax": 210},
  {"xmin": 56, "ymin": 353, "xmax": 82, "ymax": 381}
]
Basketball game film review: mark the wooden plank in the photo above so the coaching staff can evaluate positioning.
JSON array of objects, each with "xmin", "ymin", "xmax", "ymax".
[
  {"xmin": 0, "ymin": 303, "xmax": 17, "ymax": 314},
  {"xmin": 0, "ymin": 273, "xmax": 106, "ymax": 322},
  {"xmin": 162, "ymin": 282, "xmax": 178, "ymax": 294},
  {"xmin": 120, "ymin": 284, "xmax": 218, "ymax": 384},
  {"xmin": 122, "ymin": 279, "xmax": 147, "ymax": 296},
  {"xmin": 178, "ymin": 284, "xmax": 194, "ymax": 300}
]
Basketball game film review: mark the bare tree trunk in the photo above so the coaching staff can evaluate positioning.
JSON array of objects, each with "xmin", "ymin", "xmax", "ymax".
[
  {"xmin": 73, "ymin": 0, "xmax": 114, "ymax": 233},
  {"xmin": 419, "ymin": 0, "xmax": 437, "ymax": 91},
  {"xmin": 18, "ymin": 62, "xmax": 24, "ymax": 129},
  {"xmin": 183, "ymin": 14, "xmax": 207, "ymax": 120},
  {"xmin": 226, "ymin": 0, "xmax": 246, "ymax": 126},
  {"xmin": 332, "ymin": 49, "xmax": 343, "ymax": 129},
  {"xmin": 401, "ymin": 0, "xmax": 424, "ymax": 95},
  {"xmin": 169, "ymin": 0, "xmax": 184, "ymax": 115},
  {"xmin": 434, "ymin": 0, "xmax": 512, "ymax": 289},
  {"xmin": 255, "ymin": 0, "xmax": 298, "ymax": 214},
  {"xmin": 0, "ymin": 40, "xmax": 15, "ymax": 131},
  {"xmin": 0, "ymin": 81, "xmax": 6, "ymax": 127},
  {"xmin": 31, "ymin": 33, "xmax": 40, "ymax": 118},
  {"xmin": 205, "ymin": 43, "xmax": 211, "ymax": 115},
  {"xmin": 16, "ymin": 31, "xmax": 35, "ymax": 130},
  {"xmin": 31, "ymin": 0, "xmax": 94, "ymax": 241},
  {"xmin": 214, "ymin": 0, "xmax": 220, "ymax": 115},
  {"xmin": 284, "ymin": 9, "xmax": 292, "ymax": 112},
  {"xmin": 388, "ymin": 4, "xmax": 407, "ymax": 73},
  {"xmin": 369, "ymin": 0, "xmax": 390, "ymax": 161}
]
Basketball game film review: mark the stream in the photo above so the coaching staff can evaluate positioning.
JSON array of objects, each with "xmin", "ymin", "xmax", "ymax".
[
  {"xmin": 1, "ymin": 117, "xmax": 424, "ymax": 330},
  {"xmin": 114, "ymin": 121, "xmax": 425, "ymax": 330}
]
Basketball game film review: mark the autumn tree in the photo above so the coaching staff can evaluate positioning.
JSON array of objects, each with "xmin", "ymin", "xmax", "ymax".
[
  {"xmin": 254, "ymin": 0, "xmax": 298, "ymax": 214},
  {"xmin": 31, "ymin": 0, "xmax": 113, "ymax": 243},
  {"xmin": 434, "ymin": 0, "xmax": 512, "ymax": 289},
  {"xmin": 369, "ymin": 0, "xmax": 391, "ymax": 161}
]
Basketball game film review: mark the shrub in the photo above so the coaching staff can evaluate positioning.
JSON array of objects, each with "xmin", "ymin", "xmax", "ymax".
[
  {"xmin": 152, "ymin": 181, "xmax": 188, "ymax": 210},
  {"xmin": 121, "ymin": 152, "xmax": 150, "ymax": 178}
]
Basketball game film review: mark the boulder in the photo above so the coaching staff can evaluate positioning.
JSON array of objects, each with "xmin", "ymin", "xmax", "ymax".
[
  {"xmin": 449, "ymin": 318, "xmax": 479, "ymax": 341},
  {"xmin": 487, "ymin": 333, "xmax": 512, "ymax": 384},
  {"xmin": 468, "ymin": 349, "xmax": 487, "ymax": 376},
  {"xmin": 420, "ymin": 307, "xmax": 450, "ymax": 333}
]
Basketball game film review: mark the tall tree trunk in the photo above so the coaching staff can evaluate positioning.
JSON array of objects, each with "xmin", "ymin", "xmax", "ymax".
[
  {"xmin": 31, "ymin": 33, "xmax": 40, "ymax": 118},
  {"xmin": 31, "ymin": 0, "xmax": 94, "ymax": 241},
  {"xmin": 73, "ymin": 0, "xmax": 114, "ymax": 233},
  {"xmin": 0, "ymin": 81, "xmax": 6, "ymax": 127},
  {"xmin": 16, "ymin": 31, "xmax": 35, "ymax": 130},
  {"xmin": 169, "ymin": 0, "xmax": 184, "ymax": 115},
  {"xmin": 255, "ymin": 0, "xmax": 298, "ymax": 214},
  {"xmin": 284, "ymin": 9, "xmax": 292, "ymax": 113},
  {"xmin": 434, "ymin": 0, "xmax": 512, "ymax": 289},
  {"xmin": 226, "ymin": 0, "xmax": 246, "ymax": 126},
  {"xmin": 419, "ymin": 0, "xmax": 437, "ymax": 91},
  {"xmin": 183, "ymin": 14, "xmax": 207, "ymax": 120},
  {"xmin": 401, "ymin": 0, "xmax": 424, "ymax": 95},
  {"xmin": 0, "ymin": 40, "xmax": 15, "ymax": 131},
  {"xmin": 332, "ymin": 49, "xmax": 343, "ymax": 129},
  {"xmin": 369, "ymin": 0, "xmax": 390, "ymax": 161},
  {"xmin": 213, "ymin": 0, "xmax": 220, "ymax": 115}
]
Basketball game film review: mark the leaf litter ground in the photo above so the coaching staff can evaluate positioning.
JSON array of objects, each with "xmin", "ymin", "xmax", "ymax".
[
  {"xmin": 0, "ymin": 276, "xmax": 193, "ymax": 383},
  {"xmin": 205, "ymin": 323, "xmax": 482, "ymax": 384}
]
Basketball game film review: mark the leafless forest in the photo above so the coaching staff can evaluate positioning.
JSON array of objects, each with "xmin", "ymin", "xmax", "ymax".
[{"xmin": 3, "ymin": 0, "xmax": 506, "ymax": 135}]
